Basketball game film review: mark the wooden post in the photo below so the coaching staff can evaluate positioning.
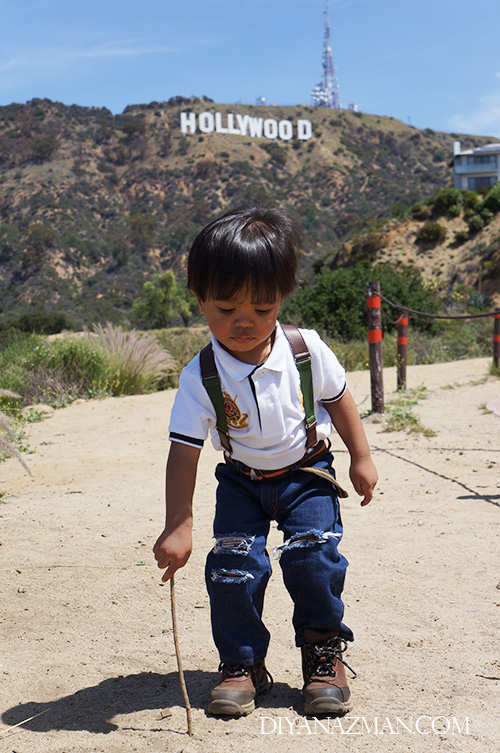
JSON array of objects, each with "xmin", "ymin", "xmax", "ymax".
[
  {"xmin": 494, "ymin": 311, "xmax": 500, "ymax": 369},
  {"xmin": 367, "ymin": 281, "xmax": 384, "ymax": 413},
  {"xmin": 396, "ymin": 311, "xmax": 408, "ymax": 391}
]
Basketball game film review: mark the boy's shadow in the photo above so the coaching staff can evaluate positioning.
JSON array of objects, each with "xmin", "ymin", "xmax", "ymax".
[{"xmin": 1, "ymin": 671, "xmax": 299, "ymax": 733}]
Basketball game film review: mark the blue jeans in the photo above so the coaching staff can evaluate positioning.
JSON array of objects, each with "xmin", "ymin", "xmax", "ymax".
[{"xmin": 205, "ymin": 451, "xmax": 353, "ymax": 666}]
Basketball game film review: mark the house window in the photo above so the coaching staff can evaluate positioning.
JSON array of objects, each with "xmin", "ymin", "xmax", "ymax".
[
  {"xmin": 466, "ymin": 154, "xmax": 498, "ymax": 165},
  {"xmin": 467, "ymin": 176, "xmax": 497, "ymax": 190}
]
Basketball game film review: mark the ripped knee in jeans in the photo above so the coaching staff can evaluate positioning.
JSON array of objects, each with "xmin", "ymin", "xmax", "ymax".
[
  {"xmin": 210, "ymin": 568, "xmax": 255, "ymax": 584},
  {"xmin": 211, "ymin": 533, "xmax": 255, "ymax": 556},
  {"xmin": 273, "ymin": 529, "xmax": 341, "ymax": 559}
]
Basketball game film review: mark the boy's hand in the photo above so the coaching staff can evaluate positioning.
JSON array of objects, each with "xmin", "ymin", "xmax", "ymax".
[
  {"xmin": 153, "ymin": 525, "xmax": 192, "ymax": 582},
  {"xmin": 349, "ymin": 455, "xmax": 378, "ymax": 507}
]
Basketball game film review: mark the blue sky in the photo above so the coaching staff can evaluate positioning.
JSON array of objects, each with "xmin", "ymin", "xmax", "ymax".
[{"xmin": 0, "ymin": 0, "xmax": 499, "ymax": 137}]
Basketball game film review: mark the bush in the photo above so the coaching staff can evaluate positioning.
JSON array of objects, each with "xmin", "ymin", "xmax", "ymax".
[
  {"xmin": 453, "ymin": 230, "xmax": 469, "ymax": 245},
  {"xmin": 447, "ymin": 203, "xmax": 462, "ymax": 218},
  {"xmin": 416, "ymin": 221, "xmax": 447, "ymax": 245},
  {"xmin": 0, "ymin": 330, "xmax": 109, "ymax": 407},
  {"xmin": 482, "ymin": 182, "xmax": 500, "ymax": 213},
  {"xmin": 480, "ymin": 208, "xmax": 494, "ymax": 225},
  {"xmin": 468, "ymin": 214, "xmax": 484, "ymax": 235},
  {"xmin": 433, "ymin": 187, "xmax": 462, "ymax": 215},
  {"xmin": 462, "ymin": 190, "xmax": 480, "ymax": 212},
  {"xmin": 350, "ymin": 232, "xmax": 386, "ymax": 263},
  {"xmin": 9, "ymin": 310, "xmax": 72, "ymax": 334},
  {"xmin": 467, "ymin": 292, "xmax": 493, "ymax": 311},
  {"xmin": 281, "ymin": 263, "xmax": 441, "ymax": 340},
  {"xmin": 0, "ymin": 389, "xmax": 31, "ymax": 474},
  {"xmin": 411, "ymin": 203, "xmax": 431, "ymax": 220},
  {"xmin": 154, "ymin": 326, "xmax": 211, "ymax": 388}
]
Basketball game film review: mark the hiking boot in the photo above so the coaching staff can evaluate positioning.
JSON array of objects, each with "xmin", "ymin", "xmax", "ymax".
[
  {"xmin": 301, "ymin": 629, "xmax": 354, "ymax": 715},
  {"xmin": 207, "ymin": 661, "xmax": 273, "ymax": 716}
]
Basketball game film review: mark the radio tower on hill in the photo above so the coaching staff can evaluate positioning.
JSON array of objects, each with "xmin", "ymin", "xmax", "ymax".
[{"xmin": 311, "ymin": 0, "xmax": 340, "ymax": 109}]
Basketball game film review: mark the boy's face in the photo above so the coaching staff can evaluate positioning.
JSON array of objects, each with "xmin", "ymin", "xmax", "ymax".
[{"xmin": 197, "ymin": 289, "xmax": 281, "ymax": 365}]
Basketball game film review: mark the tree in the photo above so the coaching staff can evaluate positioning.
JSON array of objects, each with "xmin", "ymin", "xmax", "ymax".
[
  {"xmin": 281, "ymin": 263, "xmax": 441, "ymax": 339},
  {"xmin": 30, "ymin": 135, "xmax": 59, "ymax": 163},
  {"xmin": 131, "ymin": 271, "xmax": 197, "ymax": 328},
  {"xmin": 129, "ymin": 213, "xmax": 156, "ymax": 253}
]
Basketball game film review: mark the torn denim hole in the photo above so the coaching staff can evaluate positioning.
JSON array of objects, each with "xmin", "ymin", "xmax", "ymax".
[
  {"xmin": 210, "ymin": 568, "xmax": 255, "ymax": 584},
  {"xmin": 272, "ymin": 529, "xmax": 341, "ymax": 559},
  {"xmin": 212, "ymin": 533, "xmax": 255, "ymax": 556}
]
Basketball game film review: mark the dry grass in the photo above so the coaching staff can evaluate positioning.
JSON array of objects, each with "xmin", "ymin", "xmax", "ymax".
[
  {"xmin": 0, "ymin": 390, "xmax": 32, "ymax": 476},
  {"xmin": 83, "ymin": 322, "xmax": 177, "ymax": 395}
]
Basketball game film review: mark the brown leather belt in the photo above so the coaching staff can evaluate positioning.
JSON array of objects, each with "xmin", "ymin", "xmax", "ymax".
[{"xmin": 224, "ymin": 440, "xmax": 348, "ymax": 498}]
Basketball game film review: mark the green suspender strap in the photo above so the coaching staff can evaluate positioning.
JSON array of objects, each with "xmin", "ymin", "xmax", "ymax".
[
  {"xmin": 199, "ymin": 325, "xmax": 317, "ymax": 456},
  {"xmin": 199, "ymin": 343, "xmax": 233, "ymax": 454},
  {"xmin": 281, "ymin": 324, "xmax": 318, "ymax": 449}
]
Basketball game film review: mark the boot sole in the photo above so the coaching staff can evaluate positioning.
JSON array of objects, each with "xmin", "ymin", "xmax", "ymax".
[
  {"xmin": 207, "ymin": 698, "xmax": 255, "ymax": 716},
  {"xmin": 304, "ymin": 697, "xmax": 350, "ymax": 715}
]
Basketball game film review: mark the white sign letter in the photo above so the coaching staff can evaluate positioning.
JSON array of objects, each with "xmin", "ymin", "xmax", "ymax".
[
  {"xmin": 264, "ymin": 118, "xmax": 278, "ymax": 139},
  {"xmin": 227, "ymin": 113, "xmax": 241, "ymax": 135},
  {"xmin": 297, "ymin": 119, "xmax": 313, "ymax": 141},
  {"xmin": 236, "ymin": 114, "xmax": 250, "ymax": 136},
  {"xmin": 248, "ymin": 117, "xmax": 263, "ymax": 138},
  {"xmin": 278, "ymin": 120, "xmax": 293, "ymax": 141},
  {"xmin": 215, "ymin": 112, "xmax": 228, "ymax": 134},
  {"xmin": 278, "ymin": 120, "xmax": 293, "ymax": 140},
  {"xmin": 180, "ymin": 112, "xmax": 197, "ymax": 134},
  {"xmin": 198, "ymin": 112, "xmax": 215, "ymax": 133}
]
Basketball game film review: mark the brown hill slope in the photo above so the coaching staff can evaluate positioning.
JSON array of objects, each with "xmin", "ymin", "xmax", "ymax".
[
  {"xmin": 340, "ymin": 211, "xmax": 500, "ymax": 305},
  {"xmin": 0, "ymin": 96, "xmax": 494, "ymax": 326}
]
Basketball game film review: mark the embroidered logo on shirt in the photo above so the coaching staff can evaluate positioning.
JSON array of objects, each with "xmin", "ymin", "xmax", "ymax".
[{"xmin": 223, "ymin": 391, "xmax": 249, "ymax": 430}]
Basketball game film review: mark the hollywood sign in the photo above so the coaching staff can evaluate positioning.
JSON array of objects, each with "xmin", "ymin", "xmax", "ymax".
[{"xmin": 180, "ymin": 111, "xmax": 313, "ymax": 141}]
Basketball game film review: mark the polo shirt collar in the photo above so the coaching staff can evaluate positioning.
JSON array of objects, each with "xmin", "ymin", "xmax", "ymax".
[{"xmin": 211, "ymin": 322, "xmax": 288, "ymax": 381}]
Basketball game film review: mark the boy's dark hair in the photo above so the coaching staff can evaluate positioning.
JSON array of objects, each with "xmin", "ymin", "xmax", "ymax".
[{"xmin": 187, "ymin": 205, "xmax": 302, "ymax": 302}]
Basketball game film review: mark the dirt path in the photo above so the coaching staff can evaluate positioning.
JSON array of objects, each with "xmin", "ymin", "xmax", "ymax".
[{"xmin": 1, "ymin": 358, "xmax": 499, "ymax": 752}]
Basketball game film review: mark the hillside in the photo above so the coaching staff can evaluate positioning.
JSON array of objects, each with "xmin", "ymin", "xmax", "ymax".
[
  {"xmin": 338, "ymin": 203, "xmax": 500, "ymax": 305},
  {"xmin": 0, "ymin": 96, "xmax": 495, "ymax": 327}
]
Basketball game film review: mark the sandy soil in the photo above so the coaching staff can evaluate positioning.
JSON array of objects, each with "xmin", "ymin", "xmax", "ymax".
[{"xmin": 1, "ymin": 357, "xmax": 499, "ymax": 753}]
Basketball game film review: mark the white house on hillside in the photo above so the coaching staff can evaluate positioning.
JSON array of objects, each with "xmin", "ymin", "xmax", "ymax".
[{"xmin": 452, "ymin": 141, "xmax": 500, "ymax": 190}]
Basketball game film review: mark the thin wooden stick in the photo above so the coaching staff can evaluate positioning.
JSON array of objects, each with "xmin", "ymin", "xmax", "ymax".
[{"xmin": 170, "ymin": 575, "xmax": 194, "ymax": 736}]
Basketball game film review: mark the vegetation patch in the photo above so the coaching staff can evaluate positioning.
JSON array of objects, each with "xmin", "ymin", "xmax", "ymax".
[{"xmin": 383, "ymin": 387, "xmax": 436, "ymax": 437}]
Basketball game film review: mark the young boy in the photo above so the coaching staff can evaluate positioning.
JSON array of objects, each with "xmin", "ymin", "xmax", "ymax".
[{"xmin": 153, "ymin": 205, "xmax": 378, "ymax": 717}]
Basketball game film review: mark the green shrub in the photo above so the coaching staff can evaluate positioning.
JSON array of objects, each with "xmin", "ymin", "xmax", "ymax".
[
  {"xmin": 433, "ymin": 187, "xmax": 462, "ymax": 215},
  {"xmin": 468, "ymin": 214, "xmax": 484, "ymax": 235},
  {"xmin": 467, "ymin": 292, "xmax": 493, "ymax": 311},
  {"xmin": 453, "ymin": 230, "xmax": 469, "ymax": 245},
  {"xmin": 0, "ymin": 389, "xmax": 31, "ymax": 474},
  {"xmin": 416, "ymin": 221, "xmax": 447, "ymax": 245},
  {"xmin": 9, "ymin": 310, "xmax": 72, "ymax": 334},
  {"xmin": 0, "ymin": 330, "xmax": 109, "ymax": 407},
  {"xmin": 462, "ymin": 190, "xmax": 480, "ymax": 211},
  {"xmin": 280, "ymin": 263, "xmax": 441, "ymax": 340},
  {"xmin": 411, "ymin": 202, "xmax": 431, "ymax": 220},
  {"xmin": 350, "ymin": 232, "xmax": 386, "ymax": 263},
  {"xmin": 482, "ymin": 182, "xmax": 500, "ymax": 213},
  {"xmin": 480, "ymin": 208, "xmax": 494, "ymax": 225}
]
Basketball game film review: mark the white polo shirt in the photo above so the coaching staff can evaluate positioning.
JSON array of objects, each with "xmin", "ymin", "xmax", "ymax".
[{"xmin": 169, "ymin": 323, "xmax": 346, "ymax": 470}]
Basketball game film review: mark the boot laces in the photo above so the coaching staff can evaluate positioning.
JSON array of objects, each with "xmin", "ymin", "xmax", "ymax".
[
  {"xmin": 218, "ymin": 662, "xmax": 274, "ymax": 688},
  {"xmin": 303, "ymin": 637, "xmax": 356, "ymax": 681},
  {"xmin": 218, "ymin": 662, "xmax": 249, "ymax": 678}
]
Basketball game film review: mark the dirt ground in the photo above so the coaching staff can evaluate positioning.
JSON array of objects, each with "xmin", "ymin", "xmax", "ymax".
[{"xmin": 1, "ymin": 357, "xmax": 499, "ymax": 753}]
